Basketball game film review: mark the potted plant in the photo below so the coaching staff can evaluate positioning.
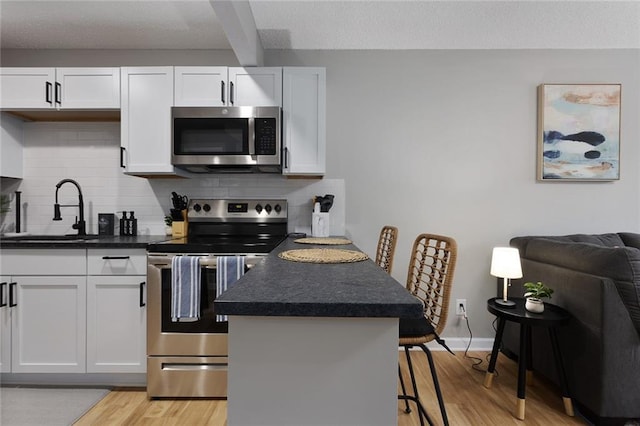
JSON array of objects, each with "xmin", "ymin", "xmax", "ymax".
[
  {"xmin": 523, "ymin": 281, "xmax": 554, "ymax": 313},
  {"xmin": 164, "ymin": 216, "xmax": 173, "ymax": 236}
]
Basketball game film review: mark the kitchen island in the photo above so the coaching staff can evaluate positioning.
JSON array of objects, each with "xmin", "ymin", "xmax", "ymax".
[{"xmin": 215, "ymin": 237, "xmax": 423, "ymax": 426}]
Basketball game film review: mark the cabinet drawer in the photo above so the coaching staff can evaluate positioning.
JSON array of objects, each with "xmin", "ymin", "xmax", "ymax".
[
  {"xmin": 0, "ymin": 249, "xmax": 86, "ymax": 275},
  {"xmin": 88, "ymin": 249, "xmax": 146, "ymax": 275}
]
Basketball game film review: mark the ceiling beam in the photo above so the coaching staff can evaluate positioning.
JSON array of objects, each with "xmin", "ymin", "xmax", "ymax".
[{"xmin": 210, "ymin": 1, "xmax": 264, "ymax": 67}]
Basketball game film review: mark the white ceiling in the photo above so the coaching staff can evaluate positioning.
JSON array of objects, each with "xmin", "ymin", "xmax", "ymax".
[{"xmin": 0, "ymin": 0, "xmax": 639, "ymax": 51}]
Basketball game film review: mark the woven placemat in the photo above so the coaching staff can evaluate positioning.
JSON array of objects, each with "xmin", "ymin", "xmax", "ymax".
[
  {"xmin": 279, "ymin": 248, "xmax": 368, "ymax": 264},
  {"xmin": 294, "ymin": 237, "xmax": 352, "ymax": 245}
]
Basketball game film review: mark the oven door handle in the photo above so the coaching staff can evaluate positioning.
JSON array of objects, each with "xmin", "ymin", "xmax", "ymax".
[{"xmin": 162, "ymin": 362, "xmax": 228, "ymax": 371}]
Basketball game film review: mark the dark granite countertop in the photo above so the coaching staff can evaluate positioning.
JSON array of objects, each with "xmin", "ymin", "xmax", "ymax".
[
  {"xmin": 0, "ymin": 234, "xmax": 170, "ymax": 249},
  {"xmin": 214, "ymin": 237, "xmax": 423, "ymax": 319}
]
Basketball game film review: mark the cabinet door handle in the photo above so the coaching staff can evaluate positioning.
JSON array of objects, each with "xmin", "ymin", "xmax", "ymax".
[
  {"xmin": 45, "ymin": 82, "xmax": 53, "ymax": 104},
  {"xmin": 284, "ymin": 147, "xmax": 289, "ymax": 169},
  {"xmin": 120, "ymin": 147, "xmax": 126, "ymax": 168},
  {"xmin": 229, "ymin": 81, "xmax": 234, "ymax": 105},
  {"xmin": 221, "ymin": 80, "xmax": 225, "ymax": 104},
  {"xmin": 55, "ymin": 82, "xmax": 62, "ymax": 105},
  {"xmin": 0, "ymin": 282, "xmax": 6, "ymax": 307},
  {"xmin": 102, "ymin": 256, "xmax": 130, "ymax": 260},
  {"xmin": 139, "ymin": 282, "xmax": 146, "ymax": 307},
  {"xmin": 9, "ymin": 282, "xmax": 17, "ymax": 307}
]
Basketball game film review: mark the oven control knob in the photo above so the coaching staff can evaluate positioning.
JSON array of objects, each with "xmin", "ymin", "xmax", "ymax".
[
  {"xmin": 265, "ymin": 204, "xmax": 272, "ymax": 214},
  {"xmin": 274, "ymin": 204, "xmax": 282, "ymax": 214},
  {"xmin": 255, "ymin": 204, "xmax": 263, "ymax": 214},
  {"xmin": 203, "ymin": 203, "xmax": 211, "ymax": 212},
  {"xmin": 193, "ymin": 203, "xmax": 202, "ymax": 212}
]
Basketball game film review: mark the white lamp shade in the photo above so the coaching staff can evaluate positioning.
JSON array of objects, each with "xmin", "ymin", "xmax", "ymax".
[{"xmin": 490, "ymin": 247, "xmax": 523, "ymax": 279}]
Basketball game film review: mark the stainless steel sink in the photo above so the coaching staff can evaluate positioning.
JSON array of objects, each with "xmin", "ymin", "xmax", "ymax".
[{"xmin": 1, "ymin": 234, "xmax": 100, "ymax": 242}]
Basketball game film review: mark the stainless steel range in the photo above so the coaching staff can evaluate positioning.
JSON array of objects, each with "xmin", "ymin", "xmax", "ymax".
[{"xmin": 146, "ymin": 198, "xmax": 287, "ymax": 398}]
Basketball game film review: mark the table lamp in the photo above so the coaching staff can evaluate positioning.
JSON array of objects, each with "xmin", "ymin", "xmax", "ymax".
[{"xmin": 490, "ymin": 247, "xmax": 522, "ymax": 308}]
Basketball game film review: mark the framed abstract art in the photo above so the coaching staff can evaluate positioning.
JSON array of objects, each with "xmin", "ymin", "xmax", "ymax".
[{"xmin": 537, "ymin": 84, "xmax": 621, "ymax": 181}]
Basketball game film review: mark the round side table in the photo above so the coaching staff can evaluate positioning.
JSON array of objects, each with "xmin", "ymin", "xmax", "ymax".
[{"xmin": 484, "ymin": 297, "xmax": 574, "ymax": 420}]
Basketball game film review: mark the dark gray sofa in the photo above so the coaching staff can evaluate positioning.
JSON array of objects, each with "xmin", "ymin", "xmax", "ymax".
[{"xmin": 502, "ymin": 233, "xmax": 640, "ymax": 425}]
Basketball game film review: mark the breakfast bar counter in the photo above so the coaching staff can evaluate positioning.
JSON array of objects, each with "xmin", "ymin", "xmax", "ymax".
[{"xmin": 215, "ymin": 237, "xmax": 422, "ymax": 426}]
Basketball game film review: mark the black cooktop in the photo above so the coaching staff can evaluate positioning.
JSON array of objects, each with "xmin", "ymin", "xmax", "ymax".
[{"xmin": 147, "ymin": 234, "xmax": 287, "ymax": 254}]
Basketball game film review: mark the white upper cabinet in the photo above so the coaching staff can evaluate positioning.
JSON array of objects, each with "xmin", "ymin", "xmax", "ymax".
[
  {"xmin": 228, "ymin": 67, "xmax": 282, "ymax": 107},
  {"xmin": 174, "ymin": 66, "xmax": 228, "ymax": 107},
  {"xmin": 0, "ymin": 67, "xmax": 120, "ymax": 109},
  {"xmin": 175, "ymin": 67, "xmax": 282, "ymax": 107},
  {"xmin": 0, "ymin": 113, "xmax": 24, "ymax": 179},
  {"xmin": 282, "ymin": 67, "xmax": 326, "ymax": 176},
  {"xmin": 120, "ymin": 67, "xmax": 187, "ymax": 177}
]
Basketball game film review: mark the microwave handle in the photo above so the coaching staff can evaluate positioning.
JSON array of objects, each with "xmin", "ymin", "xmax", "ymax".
[
  {"xmin": 284, "ymin": 147, "xmax": 289, "ymax": 169},
  {"xmin": 221, "ymin": 80, "xmax": 225, "ymax": 105}
]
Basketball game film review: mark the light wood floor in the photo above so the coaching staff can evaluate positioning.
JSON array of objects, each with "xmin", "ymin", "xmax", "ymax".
[{"xmin": 74, "ymin": 351, "xmax": 588, "ymax": 425}]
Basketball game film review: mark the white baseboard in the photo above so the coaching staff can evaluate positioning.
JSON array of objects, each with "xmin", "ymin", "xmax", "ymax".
[{"xmin": 402, "ymin": 337, "xmax": 495, "ymax": 352}]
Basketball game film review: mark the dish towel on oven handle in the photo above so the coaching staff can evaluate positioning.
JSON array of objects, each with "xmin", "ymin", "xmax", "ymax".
[
  {"xmin": 216, "ymin": 256, "xmax": 246, "ymax": 322},
  {"xmin": 171, "ymin": 255, "xmax": 201, "ymax": 322}
]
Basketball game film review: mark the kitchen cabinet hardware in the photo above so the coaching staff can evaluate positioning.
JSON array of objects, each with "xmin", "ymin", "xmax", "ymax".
[
  {"xmin": 0, "ymin": 282, "xmax": 6, "ymax": 307},
  {"xmin": 45, "ymin": 81, "xmax": 52, "ymax": 104},
  {"xmin": 55, "ymin": 82, "xmax": 62, "ymax": 105},
  {"xmin": 102, "ymin": 256, "xmax": 130, "ymax": 260},
  {"xmin": 229, "ymin": 81, "xmax": 234, "ymax": 105},
  {"xmin": 139, "ymin": 282, "xmax": 146, "ymax": 307},
  {"xmin": 284, "ymin": 147, "xmax": 289, "ymax": 169},
  {"xmin": 221, "ymin": 80, "xmax": 225, "ymax": 104},
  {"xmin": 9, "ymin": 282, "xmax": 16, "ymax": 307},
  {"xmin": 120, "ymin": 147, "xmax": 126, "ymax": 168}
]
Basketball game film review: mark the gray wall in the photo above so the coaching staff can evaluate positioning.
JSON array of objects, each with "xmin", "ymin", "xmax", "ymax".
[{"xmin": 3, "ymin": 48, "xmax": 639, "ymax": 344}]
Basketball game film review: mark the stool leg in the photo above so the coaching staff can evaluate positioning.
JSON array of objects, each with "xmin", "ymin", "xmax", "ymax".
[
  {"xmin": 398, "ymin": 363, "xmax": 411, "ymax": 413},
  {"xmin": 485, "ymin": 317, "xmax": 506, "ymax": 388},
  {"xmin": 419, "ymin": 343, "xmax": 450, "ymax": 426},
  {"xmin": 515, "ymin": 324, "xmax": 530, "ymax": 420},
  {"xmin": 549, "ymin": 328, "xmax": 574, "ymax": 416},
  {"xmin": 402, "ymin": 345, "xmax": 435, "ymax": 426}
]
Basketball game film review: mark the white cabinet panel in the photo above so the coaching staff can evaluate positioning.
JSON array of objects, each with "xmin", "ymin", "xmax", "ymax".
[
  {"xmin": 86, "ymin": 275, "xmax": 146, "ymax": 373},
  {"xmin": 174, "ymin": 66, "xmax": 228, "ymax": 107},
  {"xmin": 1, "ymin": 112, "xmax": 24, "ymax": 178},
  {"xmin": 228, "ymin": 67, "xmax": 282, "ymax": 107},
  {"xmin": 56, "ymin": 67, "xmax": 120, "ymax": 109},
  {"xmin": 11, "ymin": 276, "xmax": 86, "ymax": 373},
  {"xmin": 282, "ymin": 67, "xmax": 326, "ymax": 176},
  {"xmin": 0, "ymin": 277, "xmax": 11, "ymax": 373},
  {"xmin": 120, "ymin": 67, "xmax": 187, "ymax": 177},
  {"xmin": 87, "ymin": 249, "xmax": 146, "ymax": 275},
  {"xmin": 0, "ymin": 249, "xmax": 86, "ymax": 275},
  {"xmin": 0, "ymin": 68, "xmax": 55, "ymax": 109},
  {"xmin": 0, "ymin": 67, "xmax": 119, "ymax": 109}
]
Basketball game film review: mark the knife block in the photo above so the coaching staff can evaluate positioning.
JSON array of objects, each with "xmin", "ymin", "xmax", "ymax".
[{"xmin": 171, "ymin": 209, "xmax": 188, "ymax": 237}]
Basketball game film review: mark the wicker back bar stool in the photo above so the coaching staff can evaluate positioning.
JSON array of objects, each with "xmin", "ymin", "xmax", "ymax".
[
  {"xmin": 375, "ymin": 225, "xmax": 398, "ymax": 274},
  {"xmin": 398, "ymin": 233, "xmax": 458, "ymax": 426}
]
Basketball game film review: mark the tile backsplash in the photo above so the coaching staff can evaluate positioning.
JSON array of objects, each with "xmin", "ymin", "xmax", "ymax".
[{"xmin": 2, "ymin": 122, "xmax": 344, "ymax": 236}]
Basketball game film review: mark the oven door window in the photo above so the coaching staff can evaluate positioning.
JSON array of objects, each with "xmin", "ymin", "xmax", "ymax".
[
  {"xmin": 174, "ymin": 117, "xmax": 249, "ymax": 155},
  {"xmin": 160, "ymin": 268, "xmax": 228, "ymax": 333}
]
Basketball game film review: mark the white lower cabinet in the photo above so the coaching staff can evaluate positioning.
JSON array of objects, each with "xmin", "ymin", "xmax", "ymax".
[
  {"xmin": 0, "ymin": 277, "xmax": 12, "ymax": 373},
  {"xmin": 86, "ymin": 276, "xmax": 146, "ymax": 373},
  {"xmin": 86, "ymin": 248, "xmax": 147, "ymax": 373},
  {"xmin": 0, "ymin": 248, "xmax": 147, "ymax": 378},
  {"xmin": 0, "ymin": 249, "xmax": 87, "ymax": 374},
  {"xmin": 11, "ymin": 276, "xmax": 86, "ymax": 373}
]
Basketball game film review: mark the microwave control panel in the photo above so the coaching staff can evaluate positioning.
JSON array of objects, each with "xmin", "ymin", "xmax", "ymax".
[{"xmin": 255, "ymin": 118, "xmax": 278, "ymax": 155}]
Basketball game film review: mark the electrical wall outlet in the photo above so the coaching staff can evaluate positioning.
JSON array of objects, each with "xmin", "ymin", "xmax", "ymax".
[{"xmin": 456, "ymin": 299, "xmax": 467, "ymax": 316}]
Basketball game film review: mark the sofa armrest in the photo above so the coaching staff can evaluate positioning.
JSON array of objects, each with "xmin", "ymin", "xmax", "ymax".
[{"xmin": 516, "ymin": 238, "xmax": 640, "ymax": 336}]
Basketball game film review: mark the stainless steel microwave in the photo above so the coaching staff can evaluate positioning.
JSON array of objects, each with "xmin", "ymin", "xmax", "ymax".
[{"xmin": 171, "ymin": 106, "xmax": 281, "ymax": 173}]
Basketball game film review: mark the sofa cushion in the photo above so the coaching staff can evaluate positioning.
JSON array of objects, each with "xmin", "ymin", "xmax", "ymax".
[
  {"xmin": 518, "ymin": 237, "xmax": 640, "ymax": 337},
  {"xmin": 511, "ymin": 233, "xmax": 625, "ymax": 254},
  {"xmin": 619, "ymin": 232, "xmax": 640, "ymax": 250}
]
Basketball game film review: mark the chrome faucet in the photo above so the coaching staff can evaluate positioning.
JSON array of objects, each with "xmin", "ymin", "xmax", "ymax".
[{"xmin": 53, "ymin": 179, "xmax": 86, "ymax": 236}]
